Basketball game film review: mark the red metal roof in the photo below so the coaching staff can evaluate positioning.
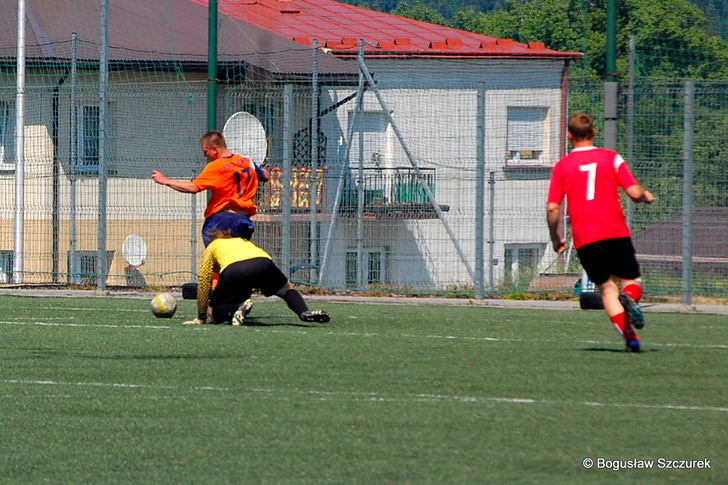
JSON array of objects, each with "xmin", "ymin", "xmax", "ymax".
[
  {"xmin": 191, "ymin": 0, "xmax": 580, "ymax": 59},
  {"xmin": 633, "ymin": 208, "xmax": 728, "ymax": 261},
  {"xmin": 0, "ymin": 0, "xmax": 359, "ymax": 76}
]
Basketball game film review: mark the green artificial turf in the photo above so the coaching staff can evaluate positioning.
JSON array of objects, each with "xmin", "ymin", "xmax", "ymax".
[{"xmin": 0, "ymin": 295, "xmax": 725, "ymax": 484}]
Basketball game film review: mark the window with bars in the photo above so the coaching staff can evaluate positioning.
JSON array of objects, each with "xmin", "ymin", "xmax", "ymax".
[
  {"xmin": 0, "ymin": 251, "xmax": 13, "ymax": 283},
  {"xmin": 76, "ymin": 105, "xmax": 100, "ymax": 173},
  {"xmin": 67, "ymin": 250, "xmax": 114, "ymax": 286},
  {"xmin": 0, "ymin": 101, "xmax": 16, "ymax": 171},
  {"xmin": 345, "ymin": 248, "xmax": 387, "ymax": 288}
]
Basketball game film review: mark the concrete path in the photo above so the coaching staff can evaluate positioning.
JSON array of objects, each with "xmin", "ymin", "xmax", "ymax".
[{"xmin": 1, "ymin": 288, "xmax": 726, "ymax": 316}]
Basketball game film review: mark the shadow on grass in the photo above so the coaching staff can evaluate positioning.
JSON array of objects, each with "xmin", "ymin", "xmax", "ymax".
[
  {"xmin": 206, "ymin": 315, "xmax": 315, "ymax": 328},
  {"xmin": 581, "ymin": 347, "xmax": 660, "ymax": 353},
  {"xmin": 242, "ymin": 319, "xmax": 314, "ymax": 328}
]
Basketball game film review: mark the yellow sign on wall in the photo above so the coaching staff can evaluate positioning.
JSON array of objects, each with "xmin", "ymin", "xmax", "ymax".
[{"xmin": 261, "ymin": 167, "xmax": 326, "ymax": 211}]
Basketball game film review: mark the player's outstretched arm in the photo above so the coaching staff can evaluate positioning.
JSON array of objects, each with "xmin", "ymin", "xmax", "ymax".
[
  {"xmin": 152, "ymin": 170, "xmax": 201, "ymax": 194},
  {"xmin": 625, "ymin": 184, "xmax": 654, "ymax": 204}
]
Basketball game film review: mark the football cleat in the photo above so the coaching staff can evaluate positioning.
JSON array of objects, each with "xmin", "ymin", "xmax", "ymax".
[
  {"xmin": 626, "ymin": 339, "xmax": 641, "ymax": 353},
  {"xmin": 619, "ymin": 293, "xmax": 645, "ymax": 329},
  {"xmin": 232, "ymin": 298, "xmax": 254, "ymax": 326},
  {"xmin": 300, "ymin": 310, "xmax": 330, "ymax": 323}
]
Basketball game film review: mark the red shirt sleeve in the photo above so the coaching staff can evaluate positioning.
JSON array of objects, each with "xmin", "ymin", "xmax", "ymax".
[
  {"xmin": 615, "ymin": 155, "xmax": 638, "ymax": 190},
  {"xmin": 547, "ymin": 163, "xmax": 564, "ymax": 205}
]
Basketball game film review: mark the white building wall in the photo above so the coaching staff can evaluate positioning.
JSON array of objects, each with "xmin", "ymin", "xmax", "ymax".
[{"xmin": 321, "ymin": 57, "xmax": 567, "ymax": 288}]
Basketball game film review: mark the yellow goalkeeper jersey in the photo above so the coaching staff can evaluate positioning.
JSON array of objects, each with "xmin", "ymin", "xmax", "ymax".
[{"xmin": 197, "ymin": 237, "xmax": 271, "ymax": 316}]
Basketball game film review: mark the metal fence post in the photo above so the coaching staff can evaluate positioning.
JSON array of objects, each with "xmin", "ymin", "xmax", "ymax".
[
  {"xmin": 69, "ymin": 33, "xmax": 78, "ymax": 285},
  {"xmin": 475, "ymin": 85, "xmax": 485, "ymax": 299},
  {"xmin": 96, "ymin": 0, "xmax": 109, "ymax": 291},
  {"xmin": 310, "ymin": 40, "xmax": 319, "ymax": 283},
  {"xmin": 681, "ymin": 80, "xmax": 694, "ymax": 308},
  {"xmin": 488, "ymin": 171, "xmax": 496, "ymax": 290},
  {"xmin": 282, "ymin": 84, "xmax": 293, "ymax": 274},
  {"xmin": 625, "ymin": 35, "xmax": 636, "ymax": 226}
]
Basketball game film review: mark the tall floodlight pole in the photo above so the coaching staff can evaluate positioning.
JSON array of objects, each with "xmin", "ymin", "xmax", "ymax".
[
  {"xmin": 96, "ymin": 0, "xmax": 109, "ymax": 291},
  {"xmin": 603, "ymin": 0, "xmax": 617, "ymax": 150},
  {"xmin": 207, "ymin": 0, "xmax": 218, "ymax": 131},
  {"xmin": 192, "ymin": 0, "xmax": 218, "ymax": 278},
  {"xmin": 14, "ymin": 0, "xmax": 26, "ymax": 283}
]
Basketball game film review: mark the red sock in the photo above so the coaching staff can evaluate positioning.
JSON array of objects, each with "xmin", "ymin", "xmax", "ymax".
[
  {"xmin": 622, "ymin": 283, "xmax": 642, "ymax": 303},
  {"xmin": 610, "ymin": 312, "xmax": 638, "ymax": 341}
]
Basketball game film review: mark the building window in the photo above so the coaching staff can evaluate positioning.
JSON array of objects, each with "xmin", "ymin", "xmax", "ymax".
[
  {"xmin": 506, "ymin": 107, "xmax": 548, "ymax": 167},
  {"xmin": 76, "ymin": 105, "xmax": 100, "ymax": 173},
  {"xmin": 347, "ymin": 110, "xmax": 391, "ymax": 169},
  {"xmin": 345, "ymin": 248, "xmax": 387, "ymax": 288},
  {"xmin": 0, "ymin": 101, "xmax": 16, "ymax": 171},
  {"xmin": 67, "ymin": 250, "xmax": 114, "ymax": 286},
  {"xmin": 0, "ymin": 251, "xmax": 13, "ymax": 283}
]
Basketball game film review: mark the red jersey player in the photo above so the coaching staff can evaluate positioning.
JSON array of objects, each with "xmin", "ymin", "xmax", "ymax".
[{"xmin": 547, "ymin": 113, "xmax": 654, "ymax": 352}]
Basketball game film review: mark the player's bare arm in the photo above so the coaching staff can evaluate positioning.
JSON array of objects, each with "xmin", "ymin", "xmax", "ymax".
[
  {"xmin": 546, "ymin": 202, "xmax": 567, "ymax": 253},
  {"xmin": 152, "ymin": 170, "xmax": 201, "ymax": 193},
  {"xmin": 625, "ymin": 184, "xmax": 654, "ymax": 204}
]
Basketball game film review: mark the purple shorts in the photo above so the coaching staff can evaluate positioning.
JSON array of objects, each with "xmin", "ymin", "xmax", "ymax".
[{"xmin": 202, "ymin": 211, "xmax": 255, "ymax": 246}]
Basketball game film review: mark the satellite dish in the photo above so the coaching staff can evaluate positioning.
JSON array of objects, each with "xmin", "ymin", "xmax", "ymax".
[
  {"xmin": 222, "ymin": 111, "xmax": 268, "ymax": 165},
  {"xmin": 122, "ymin": 234, "xmax": 147, "ymax": 267}
]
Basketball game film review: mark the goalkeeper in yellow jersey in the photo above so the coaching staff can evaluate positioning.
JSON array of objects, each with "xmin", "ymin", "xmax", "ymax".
[{"xmin": 184, "ymin": 229, "xmax": 330, "ymax": 326}]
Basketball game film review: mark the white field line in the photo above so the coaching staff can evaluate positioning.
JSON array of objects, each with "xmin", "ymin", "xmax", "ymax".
[
  {"xmin": 10, "ymin": 306, "xmax": 150, "ymax": 313},
  {"xmin": 0, "ymin": 379, "xmax": 229, "ymax": 392},
  {"xmin": 0, "ymin": 378, "xmax": 726, "ymax": 413},
  {"xmin": 0, "ymin": 319, "xmax": 725, "ymax": 349},
  {"xmin": 259, "ymin": 328, "xmax": 728, "ymax": 350},
  {"xmin": 0, "ymin": 320, "xmax": 173, "ymax": 329}
]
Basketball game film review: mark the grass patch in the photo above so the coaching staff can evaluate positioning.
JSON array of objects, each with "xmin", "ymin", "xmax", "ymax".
[{"xmin": 0, "ymin": 295, "xmax": 725, "ymax": 484}]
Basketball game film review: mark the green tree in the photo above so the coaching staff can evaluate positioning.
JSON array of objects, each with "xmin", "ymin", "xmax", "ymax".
[
  {"xmin": 337, "ymin": 0, "xmax": 401, "ymax": 12},
  {"xmin": 625, "ymin": 1, "xmax": 728, "ymax": 79},
  {"xmin": 336, "ymin": 0, "xmax": 506, "ymax": 18},
  {"xmin": 453, "ymin": 0, "xmax": 728, "ymax": 80},
  {"xmin": 391, "ymin": 1, "xmax": 450, "ymax": 25}
]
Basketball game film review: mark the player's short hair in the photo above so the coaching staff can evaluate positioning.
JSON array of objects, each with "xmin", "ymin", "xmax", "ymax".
[
  {"xmin": 205, "ymin": 227, "xmax": 233, "ymax": 242},
  {"xmin": 200, "ymin": 131, "xmax": 227, "ymax": 149},
  {"xmin": 568, "ymin": 113, "xmax": 595, "ymax": 140}
]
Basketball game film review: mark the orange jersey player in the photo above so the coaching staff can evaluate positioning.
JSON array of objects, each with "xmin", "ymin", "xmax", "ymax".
[{"xmin": 152, "ymin": 131, "xmax": 269, "ymax": 246}]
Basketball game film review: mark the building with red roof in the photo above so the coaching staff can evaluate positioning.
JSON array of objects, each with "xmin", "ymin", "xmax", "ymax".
[
  {"xmin": 197, "ymin": 0, "xmax": 582, "ymax": 287},
  {"xmin": 1, "ymin": 0, "xmax": 583, "ymax": 290},
  {"xmin": 201, "ymin": 0, "xmax": 577, "ymax": 60}
]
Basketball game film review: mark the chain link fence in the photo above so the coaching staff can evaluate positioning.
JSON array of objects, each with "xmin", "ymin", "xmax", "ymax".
[{"xmin": 1, "ymin": 2, "xmax": 726, "ymax": 304}]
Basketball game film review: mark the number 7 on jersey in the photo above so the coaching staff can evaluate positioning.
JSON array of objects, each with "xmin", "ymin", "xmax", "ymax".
[{"xmin": 579, "ymin": 162, "xmax": 597, "ymax": 201}]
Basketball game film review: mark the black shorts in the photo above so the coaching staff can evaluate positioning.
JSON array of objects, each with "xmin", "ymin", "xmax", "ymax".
[
  {"xmin": 210, "ymin": 257, "xmax": 288, "ymax": 307},
  {"xmin": 576, "ymin": 237, "xmax": 640, "ymax": 286}
]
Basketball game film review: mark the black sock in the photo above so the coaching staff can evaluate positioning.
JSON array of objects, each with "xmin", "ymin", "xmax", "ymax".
[{"xmin": 282, "ymin": 289, "xmax": 308, "ymax": 316}]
